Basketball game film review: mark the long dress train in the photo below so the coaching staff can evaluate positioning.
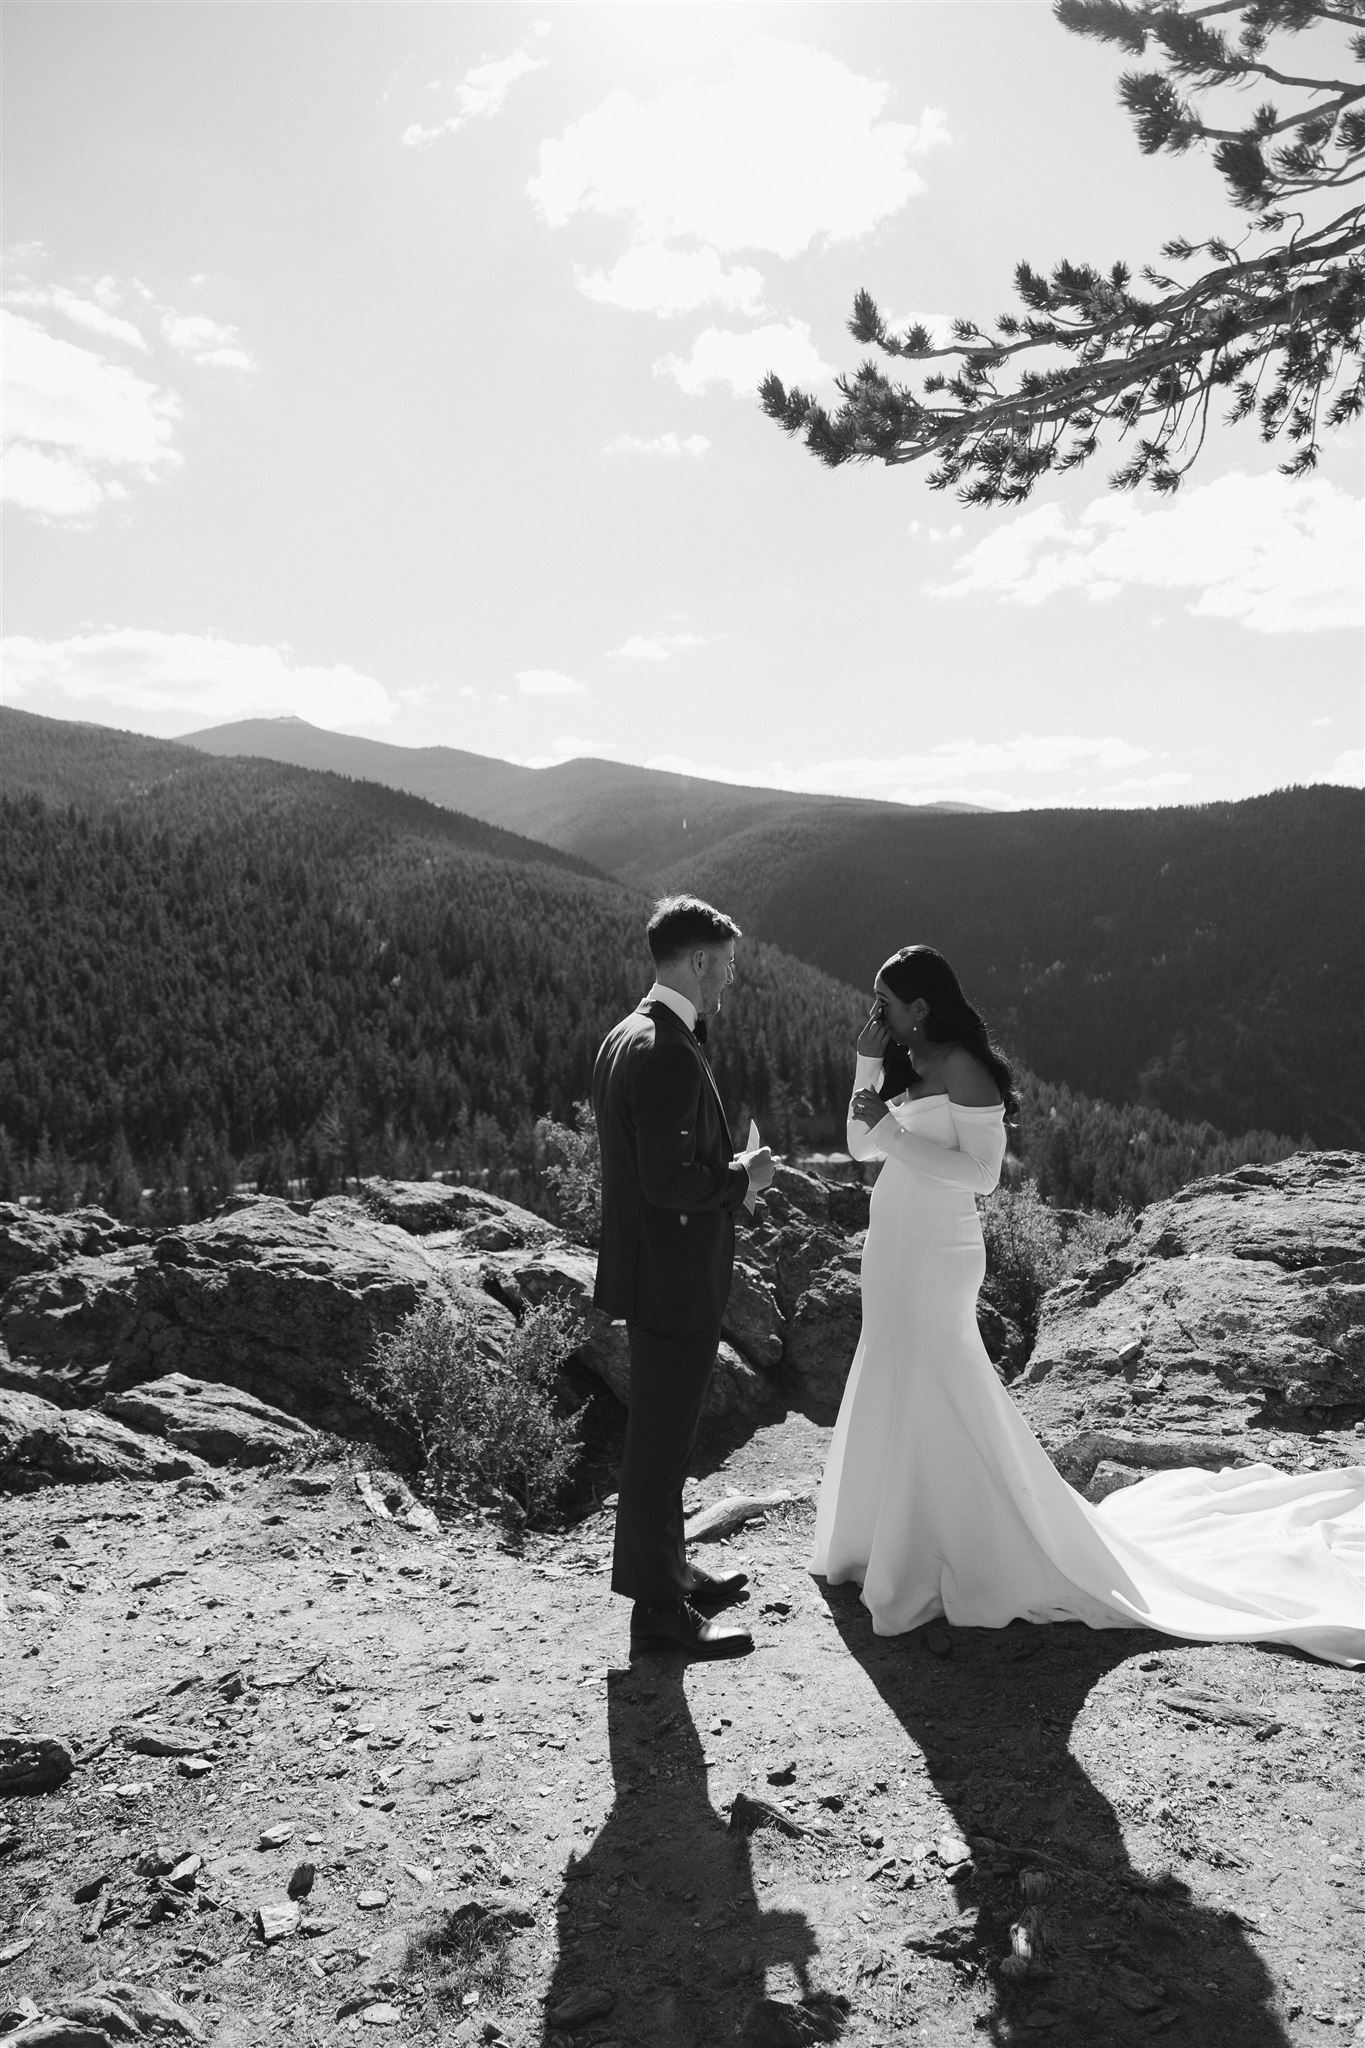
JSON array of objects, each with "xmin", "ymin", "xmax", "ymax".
[{"xmin": 809, "ymin": 1058, "xmax": 1364, "ymax": 1668}]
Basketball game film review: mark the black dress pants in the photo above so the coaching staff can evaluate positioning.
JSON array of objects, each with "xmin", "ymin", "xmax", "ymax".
[{"xmin": 611, "ymin": 1320, "xmax": 720, "ymax": 1605}]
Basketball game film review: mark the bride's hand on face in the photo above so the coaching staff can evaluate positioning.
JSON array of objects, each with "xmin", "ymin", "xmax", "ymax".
[
  {"xmin": 851, "ymin": 1087, "xmax": 889, "ymax": 1128},
  {"xmin": 857, "ymin": 1003, "xmax": 891, "ymax": 1057}
]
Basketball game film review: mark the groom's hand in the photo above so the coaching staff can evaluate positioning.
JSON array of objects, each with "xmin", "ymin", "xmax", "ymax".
[{"xmin": 738, "ymin": 1145, "xmax": 775, "ymax": 1192}]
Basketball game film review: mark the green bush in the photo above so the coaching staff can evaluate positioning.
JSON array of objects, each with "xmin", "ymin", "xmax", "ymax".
[
  {"xmin": 981, "ymin": 1179, "xmax": 1133, "ymax": 1343},
  {"xmin": 535, "ymin": 1099, "xmax": 601, "ymax": 1246},
  {"xmin": 355, "ymin": 1294, "xmax": 584, "ymax": 1523}
]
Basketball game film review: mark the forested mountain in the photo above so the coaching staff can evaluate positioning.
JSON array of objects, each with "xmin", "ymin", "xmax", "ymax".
[
  {"xmin": 183, "ymin": 716, "xmax": 976, "ymax": 884},
  {"xmin": 0, "ymin": 714, "xmax": 860, "ymax": 1206},
  {"xmin": 0, "ymin": 707, "xmax": 600, "ymax": 881},
  {"xmin": 658, "ymin": 791, "xmax": 1364, "ymax": 1151},
  {"xmin": 0, "ymin": 710, "xmax": 1304, "ymax": 1219},
  {"xmin": 181, "ymin": 716, "xmax": 1363, "ymax": 1149}
]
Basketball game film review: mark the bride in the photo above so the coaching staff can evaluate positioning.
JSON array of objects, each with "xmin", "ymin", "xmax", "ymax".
[{"xmin": 810, "ymin": 944, "xmax": 1364, "ymax": 1668}]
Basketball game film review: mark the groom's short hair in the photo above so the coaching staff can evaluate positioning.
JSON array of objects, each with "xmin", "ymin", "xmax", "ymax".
[{"xmin": 647, "ymin": 895, "xmax": 741, "ymax": 965}]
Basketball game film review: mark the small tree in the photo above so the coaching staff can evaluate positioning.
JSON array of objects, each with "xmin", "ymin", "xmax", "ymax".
[
  {"xmin": 353, "ymin": 1295, "xmax": 585, "ymax": 1524},
  {"xmin": 535, "ymin": 1100, "xmax": 602, "ymax": 1246},
  {"xmin": 103, "ymin": 1130, "xmax": 144, "ymax": 1223},
  {"xmin": 763, "ymin": 0, "xmax": 1364, "ymax": 501},
  {"xmin": 0, "ymin": 1127, "xmax": 19, "ymax": 1204},
  {"xmin": 981, "ymin": 1178, "xmax": 1134, "ymax": 1344}
]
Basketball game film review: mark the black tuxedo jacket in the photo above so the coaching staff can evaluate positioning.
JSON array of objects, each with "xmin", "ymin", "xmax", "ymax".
[{"xmin": 591, "ymin": 999, "xmax": 749, "ymax": 1333}]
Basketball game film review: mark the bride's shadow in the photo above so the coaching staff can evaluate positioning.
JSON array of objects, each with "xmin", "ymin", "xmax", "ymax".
[
  {"xmin": 539, "ymin": 1663, "xmax": 848, "ymax": 2046},
  {"xmin": 820, "ymin": 1586, "xmax": 1288, "ymax": 2048}
]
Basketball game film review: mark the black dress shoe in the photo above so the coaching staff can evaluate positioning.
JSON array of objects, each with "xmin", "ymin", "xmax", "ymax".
[
  {"xmin": 683, "ymin": 1562, "xmax": 750, "ymax": 1610},
  {"xmin": 629, "ymin": 1599, "xmax": 753, "ymax": 1658}
]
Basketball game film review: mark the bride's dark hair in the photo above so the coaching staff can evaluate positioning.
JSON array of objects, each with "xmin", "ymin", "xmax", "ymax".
[{"xmin": 877, "ymin": 944, "xmax": 1018, "ymax": 1115}]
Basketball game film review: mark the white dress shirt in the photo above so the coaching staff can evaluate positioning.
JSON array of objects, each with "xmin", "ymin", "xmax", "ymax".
[{"xmin": 644, "ymin": 982, "xmax": 698, "ymax": 1032}]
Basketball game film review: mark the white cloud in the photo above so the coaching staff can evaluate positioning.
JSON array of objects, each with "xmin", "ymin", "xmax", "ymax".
[
  {"xmin": 608, "ymin": 631, "xmax": 707, "ymax": 662},
  {"xmin": 530, "ymin": 40, "xmax": 947, "ymax": 260},
  {"xmin": 516, "ymin": 668, "xmax": 586, "ymax": 696},
  {"xmin": 933, "ymin": 472, "xmax": 1364, "ymax": 633},
  {"xmin": 657, "ymin": 319, "xmax": 833, "ymax": 398},
  {"xmin": 577, "ymin": 243, "xmax": 765, "ymax": 319},
  {"xmin": 0, "ymin": 630, "xmax": 400, "ymax": 727},
  {"xmin": 403, "ymin": 34, "xmax": 547, "ymax": 147},
  {"xmin": 161, "ymin": 312, "xmax": 256, "ymax": 370},
  {"xmin": 1102, "ymin": 771, "xmax": 1194, "ymax": 796},
  {"xmin": 1, "ymin": 310, "xmax": 180, "ymax": 523},
  {"xmin": 6, "ymin": 284, "xmax": 146, "ymax": 351},
  {"xmin": 605, "ymin": 431, "xmax": 710, "ymax": 458},
  {"xmin": 639, "ymin": 734, "xmax": 1157, "ymax": 809},
  {"xmin": 1329, "ymin": 748, "xmax": 1364, "ymax": 786}
]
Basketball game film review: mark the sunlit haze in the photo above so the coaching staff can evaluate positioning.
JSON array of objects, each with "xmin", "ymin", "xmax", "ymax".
[{"xmin": 4, "ymin": 2, "xmax": 1362, "ymax": 810}]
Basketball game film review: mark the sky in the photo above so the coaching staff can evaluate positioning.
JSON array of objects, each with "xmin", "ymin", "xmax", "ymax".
[{"xmin": 3, "ymin": 1, "xmax": 1362, "ymax": 812}]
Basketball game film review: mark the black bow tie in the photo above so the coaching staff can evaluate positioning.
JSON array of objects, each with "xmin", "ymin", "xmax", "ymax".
[{"xmin": 693, "ymin": 1016, "xmax": 709, "ymax": 1046}]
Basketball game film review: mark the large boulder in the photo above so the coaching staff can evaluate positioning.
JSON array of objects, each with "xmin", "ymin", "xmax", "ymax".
[
  {"xmin": 0, "ymin": 1195, "xmax": 512, "ymax": 1435},
  {"xmin": 98, "ymin": 1373, "xmax": 317, "ymax": 1466},
  {"xmin": 722, "ymin": 1260, "xmax": 785, "ymax": 1369},
  {"xmin": 0, "ymin": 1202, "xmax": 142, "ymax": 1300},
  {"xmin": 759, "ymin": 1163, "xmax": 870, "ymax": 1235},
  {"xmin": 579, "ymin": 1323, "xmax": 775, "ymax": 1421},
  {"xmin": 702, "ymin": 1341, "xmax": 778, "ymax": 1421},
  {"xmin": 783, "ymin": 1266, "xmax": 864, "ymax": 1421},
  {"xmin": 0, "ymin": 1385, "xmax": 208, "ymax": 1490},
  {"xmin": 491, "ymin": 1244, "xmax": 777, "ymax": 1420},
  {"xmin": 353, "ymin": 1179, "xmax": 555, "ymax": 1249},
  {"xmin": 1016, "ymin": 1152, "xmax": 1365, "ymax": 1455}
]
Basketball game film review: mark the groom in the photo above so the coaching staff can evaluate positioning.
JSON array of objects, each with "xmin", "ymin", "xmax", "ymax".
[{"xmin": 592, "ymin": 895, "xmax": 775, "ymax": 1657}]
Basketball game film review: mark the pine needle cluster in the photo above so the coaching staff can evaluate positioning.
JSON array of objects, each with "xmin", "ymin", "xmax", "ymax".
[{"xmin": 762, "ymin": 0, "xmax": 1364, "ymax": 501}]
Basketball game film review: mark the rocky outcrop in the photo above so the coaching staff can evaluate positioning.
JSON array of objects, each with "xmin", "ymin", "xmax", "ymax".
[
  {"xmin": 723, "ymin": 1261, "xmax": 785, "ymax": 1370},
  {"xmin": 98, "ymin": 1373, "xmax": 317, "ymax": 1466},
  {"xmin": 352, "ymin": 1178, "xmax": 556, "ymax": 1248},
  {"xmin": 0, "ymin": 1202, "xmax": 142, "ymax": 1299},
  {"xmin": 7, "ymin": 1154, "xmax": 1355, "ymax": 1498},
  {"xmin": 764, "ymin": 1162, "xmax": 871, "ymax": 1236},
  {"xmin": 0, "ymin": 1196, "xmax": 512, "ymax": 1435},
  {"xmin": 1016, "ymin": 1153, "xmax": 1365, "ymax": 1461},
  {"xmin": 0, "ymin": 1385, "xmax": 208, "ymax": 1490},
  {"xmin": 783, "ymin": 1267, "xmax": 864, "ymax": 1422},
  {"xmin": 485, "ymin": 1242, "xmax": 779, "ymax": 1420}
]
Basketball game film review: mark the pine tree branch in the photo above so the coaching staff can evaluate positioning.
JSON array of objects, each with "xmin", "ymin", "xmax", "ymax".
[
  {"xmin": 1184, "ymin": 88, "xmax": 1365, "ymax": 141},
  {"xmin": 765, "ymin": 0, "xmax": 1365, "ymax": 500}
]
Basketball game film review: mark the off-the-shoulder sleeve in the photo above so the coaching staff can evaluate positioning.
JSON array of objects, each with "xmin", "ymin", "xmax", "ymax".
[
  {"xmin": 845, "ymin": 1054, "xmax": 886, "ymax": 1162},
  {"xmin": 852, "ymin": 1099, "xmax": 1007, "ymax": 1194}
]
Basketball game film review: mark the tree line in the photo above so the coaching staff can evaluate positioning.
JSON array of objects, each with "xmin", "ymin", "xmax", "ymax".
[{"xmin": 0, "ymin": 743, "xmax": 1302, "ymax": 1225}]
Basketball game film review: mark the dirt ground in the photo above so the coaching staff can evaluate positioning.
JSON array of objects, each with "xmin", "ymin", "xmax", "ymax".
[{"xmin": 2, "ymin": 1405, "xmax": 1362, "ymax": 2048}]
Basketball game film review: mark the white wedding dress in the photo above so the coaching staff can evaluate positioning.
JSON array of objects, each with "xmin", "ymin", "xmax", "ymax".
[{"xmin": 810, "ymin": 1055, "xmax": 1365, "ymax": 1668}]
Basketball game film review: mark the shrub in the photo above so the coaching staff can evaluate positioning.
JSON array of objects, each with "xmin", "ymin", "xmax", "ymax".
[
  {"xmin": 535, "ymin": 1099, "xmax": 601, "ymax": 1246},
  {"xmin": 406, "ymin": 1900, "xmax": 523, "ymax": 2011},
  {"xmin": 981, "ymin": 1179, "xmax": 1133, "ymax": 1344},
  {"xmin": 354, "ymin": 1294, "xmax": 584, "ymax": 1523}
]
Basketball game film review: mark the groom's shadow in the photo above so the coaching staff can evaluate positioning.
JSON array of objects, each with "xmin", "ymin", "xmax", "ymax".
[
  {"xmin": 821, "ymin": 1588, "xmax": 1288, "ymax": 2048},
  {"xmin": 540, "ymin": 1663, "xmax": 848, "ymax": 2046}
]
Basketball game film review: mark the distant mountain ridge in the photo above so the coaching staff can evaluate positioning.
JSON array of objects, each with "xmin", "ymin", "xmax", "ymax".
[
  {"xmin": 0, "ymin": 707, "xmax": 603, "ymax": 882},
  {"xmin": 181, "ymin": 716, "xmax": 984, "ymax": 883},
  {"xmin": 179, "ymin": 713, "xmax": 1364, "ymax": 1150},
  {"xmin": 1, "ymin": 708, "xmax": 1302, "ymax": 1216},
  {"xmin": 0, "ymin": 709, "xmax": 863, "ymax": 1205},
  {"xmin": 656, "ymin": 789, "xmax": 1364, "ymax": 1149}
]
